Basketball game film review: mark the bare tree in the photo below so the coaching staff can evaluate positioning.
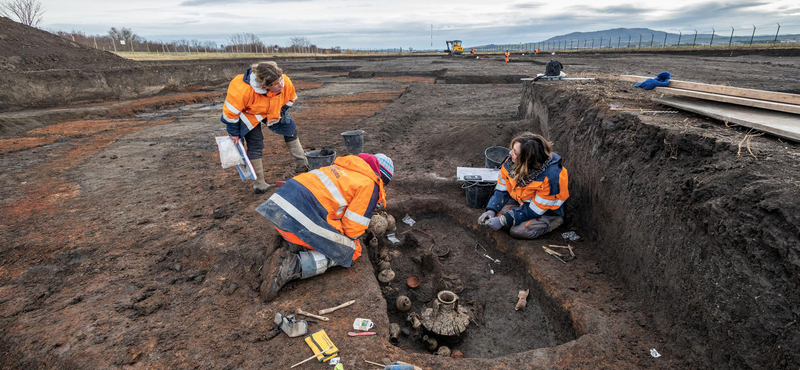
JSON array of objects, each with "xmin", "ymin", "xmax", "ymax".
[
  {"xmin": 1, "ymin": 0, "xmax": 44, "ymax": 27},
  {"xmin": 290, "ymin": 36, "xmax": 311, "ymax": 47}
]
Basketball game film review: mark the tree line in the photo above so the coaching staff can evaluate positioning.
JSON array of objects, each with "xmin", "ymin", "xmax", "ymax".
[{"xmin": 53, "ymin": 27, "xmax": 340, "ymax": 54}]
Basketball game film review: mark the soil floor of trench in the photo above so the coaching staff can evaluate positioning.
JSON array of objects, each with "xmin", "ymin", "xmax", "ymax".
[{"xmin": 1, "ymin": 53, "xmax": 799, "ymax": 369}]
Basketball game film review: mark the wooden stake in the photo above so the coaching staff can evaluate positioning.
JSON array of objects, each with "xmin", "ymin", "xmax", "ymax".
[
  {"xmin": 364, "ymin": 360, "xmax": 385, "ymax": 367},
  {"xmin": 290, "ymin": 346, "xmax": 332, "ymax": 368},
  {"xmin": 319, "ymin": 300, "xmax": 356, "ymax": 315},
  {"xmin": 295, "ymin": 308, "xmax": 329, "ymax": 322}
]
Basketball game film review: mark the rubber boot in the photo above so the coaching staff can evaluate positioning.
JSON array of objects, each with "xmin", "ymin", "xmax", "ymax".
[
  {"xmin": 260, "ymin": 249, "xmax": 302, "ymax": 302},
  {"xmin": 250, "ymin": 158, "xmax": 274, "ymax": 194},
  {"xmin": 285, "ymin": 139, "xmax": 310, "ymax": 173}
]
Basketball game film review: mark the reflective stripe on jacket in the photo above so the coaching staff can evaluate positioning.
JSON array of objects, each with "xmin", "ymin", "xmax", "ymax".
[
  {"xmin": 256, "ymin": 155, "xmax": 387, "ymax": 267},
  {"xmin": 486, "ymin": 153, "xmax": 569, "ymax": 226},
  {"xmin": 221, "ymin": 68, "xmax": 298, "ymax": 137}
]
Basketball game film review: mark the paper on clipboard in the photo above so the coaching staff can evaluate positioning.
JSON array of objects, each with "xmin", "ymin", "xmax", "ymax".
[
  {"xmin": 234, "ymin": 141, "xmax": 257, "ymax": 181},
  {"xmin": 456, "ymin": 167, "xmax": 500, "ymax": 183}
]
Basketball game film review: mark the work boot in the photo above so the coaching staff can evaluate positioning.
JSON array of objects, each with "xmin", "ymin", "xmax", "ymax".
[
  {"xmin": 285, "ymin": 139, "xmax": 310, "ymax": 173},
  {"xmin": 250, "ymin": 158, "xmax": 275, "ymax": 194},
  {"xmin": 547, "ymin": 217, "xmax": 564, "ymax": 232},
  {"xmin": 259, "ymin": 249, "xmax": 302, "ymax": 302}
]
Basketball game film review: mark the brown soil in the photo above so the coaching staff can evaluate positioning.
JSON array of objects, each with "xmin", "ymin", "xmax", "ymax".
[
  {"xmin": 0, "ymin": 17, "xmax": 132, "ymax": 72},
  {"xmin": 371, "ymin": 212, "xmax": 576, "ymax": 358},
  {"xmin": 1, "ymin": 49, "xmax": 799, "ymax": 370}
]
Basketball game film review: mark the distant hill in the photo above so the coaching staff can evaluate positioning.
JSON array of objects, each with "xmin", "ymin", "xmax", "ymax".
[
  {"xmin": 541, "ymin": 27, "xmax": 798, "ymax": 47},
  {"xmin": 474, "ymin": 27, "xmax": 799, "ymax": 49}
]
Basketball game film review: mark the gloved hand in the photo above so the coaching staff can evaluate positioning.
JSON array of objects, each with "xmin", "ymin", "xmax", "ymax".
[
  {"xmin": 478, "ymin": 210, "xmax": 496, "ymax": 225},
  {"xmin": 486, "ymin": 215, "xmax": 507, "ymax": 231}
]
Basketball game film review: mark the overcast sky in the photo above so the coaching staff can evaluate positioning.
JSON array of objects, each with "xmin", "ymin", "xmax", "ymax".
[{"xmin": 39, "ymin": 0, "xmax": 800, "ymax": 49}]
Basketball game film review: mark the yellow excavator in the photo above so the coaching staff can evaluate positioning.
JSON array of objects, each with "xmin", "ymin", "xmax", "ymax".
[{"xmin": 445, "ymin": 40, "xmax": 463, "ymax": 55}]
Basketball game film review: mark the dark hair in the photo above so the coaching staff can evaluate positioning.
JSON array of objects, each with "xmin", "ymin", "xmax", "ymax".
[
  {"xmin": 509, "ymin": 132, "xmax": 552, "ymax": 181},
  {"xmin": 252, "ymin": 61, "xmax": 283, "ymax": 87}
]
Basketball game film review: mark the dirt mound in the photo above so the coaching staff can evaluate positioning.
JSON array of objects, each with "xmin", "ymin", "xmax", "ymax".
[{"xmin": 0, "ymin": 16, "xmax": 132, "ymax": 72}]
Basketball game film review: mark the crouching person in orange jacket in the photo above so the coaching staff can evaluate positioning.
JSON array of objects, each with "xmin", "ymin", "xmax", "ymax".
[
  {"xmin": 478, "ymin": 133, "xmax": 568, "ymax": 239},
  {"xmin": 256, "ymin": 153, "xmax": 394, "ymax": 302}
]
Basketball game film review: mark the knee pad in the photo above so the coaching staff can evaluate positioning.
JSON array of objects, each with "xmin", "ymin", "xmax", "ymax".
[{"xmin": 298, "ymin": 250, "xmax": 337, "ymax": 279}]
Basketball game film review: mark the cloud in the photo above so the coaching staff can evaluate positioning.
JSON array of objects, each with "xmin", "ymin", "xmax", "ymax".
[
  {"xmin": 591, "ymin": 4, "xmax": 652, "ymax": 15},
  {"xmin": 180, "ymin": 0, "xmax": 311, "ymax": 5},
  {"xmin": 513, "ymin": 2, "xmax": 544, "ymax": 9}
]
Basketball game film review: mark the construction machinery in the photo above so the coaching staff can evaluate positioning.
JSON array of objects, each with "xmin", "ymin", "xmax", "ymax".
[{"xmin": 445, "ymin": 40, "xmax": 464, "ymax": 55}]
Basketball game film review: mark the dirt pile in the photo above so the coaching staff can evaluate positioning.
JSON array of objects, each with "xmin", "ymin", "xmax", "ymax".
[{"xmin": 0, "ymin": 16, "xmax": 132, "ymax": 72}]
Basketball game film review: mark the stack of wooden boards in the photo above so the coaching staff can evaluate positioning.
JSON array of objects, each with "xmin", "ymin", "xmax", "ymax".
[{"xmin": 617, "ymin": 75, "xmax": 800, "ymax": 142}]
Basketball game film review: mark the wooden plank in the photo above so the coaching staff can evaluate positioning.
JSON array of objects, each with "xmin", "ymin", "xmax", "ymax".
[
  {"xmin": 618, "ymin": 75, "xmax": 800, "ymax": 106},
  {"xmin": 521, "ymin": 77, "xmax": 596, "ymax": 81},
  {"xmin": 654, "ymin": 87, "xmax": 800, "ymax": 115},
  {"xmin": 654, "ymin": 96, "xmax": 800, "ymax": 142}
]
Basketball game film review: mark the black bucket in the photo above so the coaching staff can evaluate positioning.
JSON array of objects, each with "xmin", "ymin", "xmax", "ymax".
[
  {"xmin": 462, "ymin": 181, "xmax": 495, "ymax": 209},
  {"xmin": 485, "ymin": 146, "xmax": 510, "ymax": 169},
  {"xmin": 341, "ymin": 130, "xmax": 365, "ymax": 155},
  {"xmin": 305, "ymin": 149, "xmax": 336, "ymax": 170}
]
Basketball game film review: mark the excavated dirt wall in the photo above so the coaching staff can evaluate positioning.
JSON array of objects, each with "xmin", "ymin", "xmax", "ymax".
[
  {"xmin": 0, "ymin": 58, "xmax": 364, "ymax": 113},
  {"xmin": 519, "ymin": 81, "xmax": 800, "ymax": 368},
  {"xmin": 0, "ymin": 63, "xmax": 242, "ymax": 112}
]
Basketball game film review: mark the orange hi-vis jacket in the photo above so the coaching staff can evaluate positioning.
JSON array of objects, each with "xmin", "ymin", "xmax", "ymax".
[
  {"xmin": 221, "ymin": 68, "xmax": 297, "ymax": 137},
  {"xmin": 488, "ymin": 153, "xmax": 569, "ymax": 226},
  {"xmin": 256, "ymin": 155, "xmax": 387, "ymax": 267}
]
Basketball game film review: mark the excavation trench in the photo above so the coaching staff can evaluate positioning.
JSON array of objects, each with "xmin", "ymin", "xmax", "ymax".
[
  {"xmin": 517, "ymin": 81, "xmax": 800, "ymax": 368},
  {"xmin": 368, "ymin": 209, "xmax": 577, "ymax": 358}
]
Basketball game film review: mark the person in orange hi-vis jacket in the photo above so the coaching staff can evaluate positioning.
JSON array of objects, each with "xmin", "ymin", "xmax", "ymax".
[
  {"xmin": 504, "ymin": 50, "xmax": 510, "ymax": 63},
  {"xmin": 478, "ymin": 132, "xmax": 569, "ymax": 239},
  {"xmin": 256, "ymin": 153, "xmax": 394, "ymax": 302},
  {"xmin": 221, "ymin": 61, "xmax": 309, "ymax": 193}
]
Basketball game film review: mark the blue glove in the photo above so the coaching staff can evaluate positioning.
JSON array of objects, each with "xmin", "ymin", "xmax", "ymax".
[
  {"xmin": 478, "ymin": 210, "xmax": 495, "ymax": 225},
  {"xmin": 634, "ymin": 71, "xmax": 671, "ymax": 90},
  {"xmin": 486, "ymin": 215, "xmax": 507, "ymax": 231}
]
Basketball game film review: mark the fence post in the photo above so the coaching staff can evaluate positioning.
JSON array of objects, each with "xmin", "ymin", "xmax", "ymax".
[
  {"xmin": 677, "ymin": 31, "xmax": 682, "ymax": 46},
  {"xmin": 638, "ymin": 33, "xmax": 642, "ymax": 48},
  {"xmin": 710, "ymin": 28, "xmax": 715, "ymax": 46},
  {"xmin": 774, "ymin": 23, "xmax": 780, "ymax": 44},
  {"xmin": 627, "ymin": 35, "xmax": 631, "ymax": 48},
  {"xmin": 618, "ymin": 36, "xmax": 621, "ymax": 48},
  {"xmin": 750, "ymin": 25, "xmax": 756, "ymax": 46},
  {"xmin": 692, "ymin": 29, "xmax": 697, "ymax": 47},
  {"xmin": 663, "ymin": 32, "xmax": 667, "ymax": 47},
  {"xmin": 729, "ymin": 26, "xmax": 734, "ymax": 46},
  {"xmin": 650, "ymin": 33, "xmax": 654, "ymax": 47},
  {"xmin": 591, "ymin": 38, "xmax": 594, "ymax": 49}
]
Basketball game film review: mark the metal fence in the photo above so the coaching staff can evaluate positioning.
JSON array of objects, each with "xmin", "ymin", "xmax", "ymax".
[{"xmin": 471, "ymin": 22, "xmax": 800, "ymax": 52}]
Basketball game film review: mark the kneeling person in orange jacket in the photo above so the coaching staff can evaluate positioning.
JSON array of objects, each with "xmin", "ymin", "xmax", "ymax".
[
  {"xmin": 256, "ymin": 153, "xmax": 394, "ymax": 302},
  {"xmin": 478, "ymin": 133, "xmax": 568, "ymax": 239}
]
